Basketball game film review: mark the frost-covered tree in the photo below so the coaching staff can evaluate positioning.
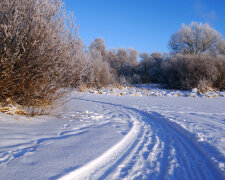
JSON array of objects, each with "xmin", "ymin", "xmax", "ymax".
[
  {"xmin": 89, "ymin": 38, "xmax": 108, "ymax": 62},
  {"xmin": 128, "ymin": 48, "xmax": 139, "ymax": 66},
  {"xmin": 169, "ymin": 22, "xmax": 225, "ymax": 56},
  {"xmin": 114, "ymin": 48, "xmax": 138, "ymax": 70},
  {"xmin": 139, "ymin": 52, "xmax": 163, "ymax": 83},
  {"xmin": 86, "ymin": 48, "xmax": 113, "ymax": 87}
]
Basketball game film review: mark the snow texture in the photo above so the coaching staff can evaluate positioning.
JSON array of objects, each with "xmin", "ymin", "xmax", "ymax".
[
  {"xmin": 0, "ymin": 87, "xmax": 225, "ymax": 180},
  {"xmin": 87, "ymin": 84, "xmax": 225, "ymax": 98}
]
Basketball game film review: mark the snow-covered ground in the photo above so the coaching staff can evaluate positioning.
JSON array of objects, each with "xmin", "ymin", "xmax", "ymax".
[
  {"xmin": 87, "ymin": 84, "xmax": 225, "ymax": 98},
  {"xmin": 0, "ymin": 86, "xmax": 225, "ymax": 180}
]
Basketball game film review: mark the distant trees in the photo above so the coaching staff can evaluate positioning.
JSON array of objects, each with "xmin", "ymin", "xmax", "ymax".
[
  {"xmin": 160, "ymin": 55, "xmax": 218, "ymax": 90},
  {"xmin": 79, "ymin": 23, "xmax": 225, "ymax": 92},
  {"xmin": 169, "ymin": 22, "xmax": 225, "ymax": 56},
  {"xmin": 109, "ymin": 48, "xmax": 139, "ymax": 83},
  {"xmin": 71, "ymin": 37, "xmax": 140, "ymax": 88},
  {"xmin": 89, "ymin": 38, "xmax": 109, "ymax": 62},
  {"xmin": 85, "ymin": 30, "xmax": 225, "ymax": 91},
  {"xmin": 138, "ymin": 52, "xmax": 163, "ymax": 83},
  {"xmin": 161, "ymin": 22, "xmax": 225, "ymax": 91},
  {"xmin": 86, "ymin": 42, "xmax": 114, "ymax": 88}
]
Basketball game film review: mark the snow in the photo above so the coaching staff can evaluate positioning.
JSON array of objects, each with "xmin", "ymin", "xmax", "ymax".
[
  {"xmin": 87, "ymin": 84, "xmax": 225, "ymax": 98},
  {"xmin": 0, "ymin": 86, "xmax": 225, "ymax": 180}
]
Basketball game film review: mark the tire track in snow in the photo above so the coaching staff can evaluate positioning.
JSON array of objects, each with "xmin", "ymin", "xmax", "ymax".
[{"xmin": 59, "ymin": 99, "xmax": 225, "ymax": 180}]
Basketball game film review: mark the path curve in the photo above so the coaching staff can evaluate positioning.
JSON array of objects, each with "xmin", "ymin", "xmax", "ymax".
[{"xmin": 59, "ymin": 99, "xmax": 225, "ymax": 180}]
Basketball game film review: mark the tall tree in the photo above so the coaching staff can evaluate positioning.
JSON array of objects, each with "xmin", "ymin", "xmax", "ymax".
[{"xmin": 168, "ymin": 22, "xmax": 225, "ymax": 56}]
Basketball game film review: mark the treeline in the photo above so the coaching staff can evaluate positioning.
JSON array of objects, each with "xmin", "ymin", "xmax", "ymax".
[
  {"xmin": 75, "ymin": 38, "xmax": 140, "ymax": 87},
  {"xmin": 78, "ymin": 22, "xmax": 225, "ymax": 93},
  {"xmin": 1, "ymin": 0, "xmax": 225, "ymax": 110},
  {"xmin": 139, "ymin": 53, "xmax": 225, "ymax": 92},
  {"xmin": 78, "ymin": 38, "xmax": 225, "ymax": 92}
]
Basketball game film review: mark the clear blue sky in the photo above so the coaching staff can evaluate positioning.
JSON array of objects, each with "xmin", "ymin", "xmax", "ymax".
[{"xmin": 64, "ymin": 0, "xmax": 225, "ymax": 53}]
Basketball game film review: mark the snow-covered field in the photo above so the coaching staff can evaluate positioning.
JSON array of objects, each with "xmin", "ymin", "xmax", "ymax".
[
  {"xmin": 0, "ymin": 86, "xmax": 225, "ymax": 180},
  {"xmin": 87, "ymin": 84, "xmax": 225, "ymax": 98}
]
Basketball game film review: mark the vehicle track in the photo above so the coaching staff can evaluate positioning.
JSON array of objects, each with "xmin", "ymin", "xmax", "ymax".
[{"xmin": 60, "ymin": 99, "xmax": 225, "ymax": 180}]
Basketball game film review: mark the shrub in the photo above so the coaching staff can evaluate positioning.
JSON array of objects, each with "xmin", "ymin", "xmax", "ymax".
[
  {"xmin": 160, "ymin": 54, "xmax": 225, "ymax": 91},
  {"xmin": 214, "ymin": 57, "xmax": 225, "ymax": 90},
  {"xmin": 0, "ymin": 0, "xmax": 79, "ymax": 109},
  {"xmin": 138, "ymin": 52, "xmax": 163, "ymax": 83}
]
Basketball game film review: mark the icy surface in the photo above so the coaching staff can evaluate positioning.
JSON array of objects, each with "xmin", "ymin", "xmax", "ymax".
[{"xmin": 0, "ymin": 89, "xmax": 225, "ymax": 180}]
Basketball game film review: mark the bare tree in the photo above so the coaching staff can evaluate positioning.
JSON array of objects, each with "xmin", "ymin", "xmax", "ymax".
[{"xmin": 169, "ymin": 22, "xmax": 225, "ymax": 56}]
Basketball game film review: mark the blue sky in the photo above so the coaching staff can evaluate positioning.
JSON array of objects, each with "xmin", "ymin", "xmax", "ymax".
[{"xmin": 64, "ymin": 0, "xmax": 225, "ymax": 53}]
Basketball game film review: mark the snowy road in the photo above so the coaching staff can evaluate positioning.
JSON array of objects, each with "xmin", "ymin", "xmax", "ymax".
[
  {"xmin": 0, "ymin": 93, "xmax": 225, "ymax": 179},
  {"xmin": 61, "ymin": 97, "xmax": 225, "ymax": 180}
]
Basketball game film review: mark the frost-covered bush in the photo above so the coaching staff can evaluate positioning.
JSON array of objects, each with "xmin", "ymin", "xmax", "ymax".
[
  {"xmin": 109, "ymin": 48, "xmax": 139, "ymax": 84},
  {"xmin": 160, "ymin": 54, "xmax": 225, "ymax": 91},
  {"xmin": 214, "ymin": 57, "xmax": 225, "ymax": 90},
  {"xmin": 138, "ymin": 52, "xmax": 163, "ymax": 83},
  {"xmin": 0, "ymin": 0, "xmax": 79, "ymax": 108}
]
